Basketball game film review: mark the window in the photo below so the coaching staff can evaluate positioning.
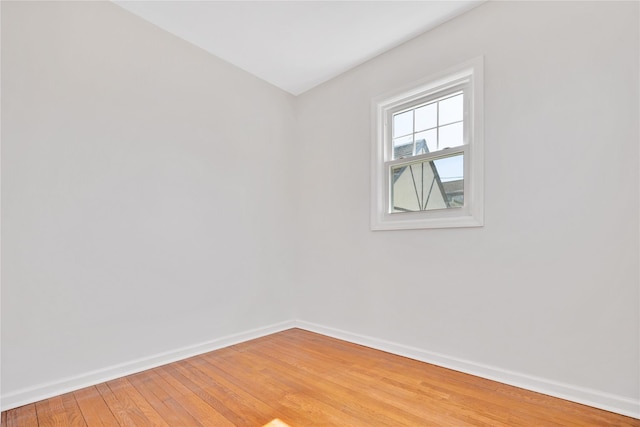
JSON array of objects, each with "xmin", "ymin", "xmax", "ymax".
[{"xmin": 371, "ymin": 57, "xmax": 484, "ymax": 230}]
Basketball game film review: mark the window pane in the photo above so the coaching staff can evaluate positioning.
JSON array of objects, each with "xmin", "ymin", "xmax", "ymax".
[
  {"xmin": 438, "ymin": 122, "xmax": 464, "ymax": 149},
  {"xmin": 393, "ymin": 110, "xmax": 413, "ymax": 138},
  {"xmin": 391, "ymin": 153, "xmax": 464, "ymax": 212},
  {"xmin": 434, "ymin": 155, "xmax": 464, "ymax": 182},
  {"xmin": 393, "ymin": 135, "xmax": 413, "ymax": 159},
  {"xmin": 414, "ymin": 129, "xmax": 437, "ymax": 154},
  {"xmin": 415, "ymin": 103, "xmax": 437, "ymax": 131},
  {"xmin": 438, "ymin": 93, "xmax": 463, "ymax": 126}
]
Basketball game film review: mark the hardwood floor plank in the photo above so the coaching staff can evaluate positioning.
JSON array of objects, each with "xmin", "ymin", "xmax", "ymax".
[
  {"xmin": 124, "ymin": 371, "xmax": 204, "ymax": 426},
  {"xmin": 105, "ymin": 378, "xmax": 170, "ymax": 427},
  {"xmin": 5, "ymin": 403, "xmax": 39, "ymax": 427},
  {"xmin": 210, "ymin": 343, "xmax": 423, "ymax": 426},
  {"xmin": 3, "ymin": 329, "xmax": 638, "ymax": 426},
  {"xmin": 278, "ymin": 392, "xmax": 375, "ymax": 427},
  {"xmin": 60, "ymin": 392, "xmax": 88, "ymax": 427},
  {"xmin": 163, "ymin": 359, "xmax": 259, "ymax": 425},
  {"xmin": 207, "ymin": 346, "xmax": 367, "ymax": 426},
  {"xmin": 36, "ymin": 395, "xmax": 71, "ymax": 427},
  {"xmin": 73, "ymin": 386, "xmax": 119, "ymax": 427},
  {"xmin": 243, "ymin": 339, "xmax": 463, "ymax": 426},
  {"xmin": 197, "ymin": 350, "xmax": 324, "ymax": 426},
  {"xmin": 95, "ymin": 381, "xmax": 155, "ymax": 427},
  {"xmin": 185, "ymin": 349, "xmax": 332, "ymax": 426},
  {"xmin": 273, "ymin": 330, "xmax": 636, "ymax": 427},
  {"xmin": 142, "ymin": 366, "xmax": 235, "ymax": 426}
]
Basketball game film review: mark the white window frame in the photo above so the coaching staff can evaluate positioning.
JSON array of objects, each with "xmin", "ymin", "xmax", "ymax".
[{"xmin": 370, "ymin": 57, "xmax": 484, "ymax": 230}]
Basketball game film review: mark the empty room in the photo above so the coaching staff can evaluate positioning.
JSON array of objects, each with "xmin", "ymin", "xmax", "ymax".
[{"xmin": 2, "ymin": 1, "xmax": 639, "ymax": 425}]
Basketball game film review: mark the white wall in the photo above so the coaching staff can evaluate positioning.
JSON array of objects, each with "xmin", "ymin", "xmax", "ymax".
[
  {"xmin": 295, "ymin": 0, "xmax": 639, "ymax": 409},
  {"xmin": 2, "ymin": 1, "xmax": 296, "ymax": 399}
]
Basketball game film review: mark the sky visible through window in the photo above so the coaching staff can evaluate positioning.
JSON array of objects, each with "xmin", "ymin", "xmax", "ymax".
[{"xmin": 392, "ymin": 92, "xmax": 464, "ymax": 182}]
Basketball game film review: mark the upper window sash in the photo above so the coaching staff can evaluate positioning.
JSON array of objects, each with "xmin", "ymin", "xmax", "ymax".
[{"xmin": 385, "ymin": 80, "xmax": 470, "ymax": 162}]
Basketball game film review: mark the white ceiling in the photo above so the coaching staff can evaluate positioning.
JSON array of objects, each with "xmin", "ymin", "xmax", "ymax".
[{"xmin": 113, "ymin": 1, "xmax": 483, "ymax": 95}]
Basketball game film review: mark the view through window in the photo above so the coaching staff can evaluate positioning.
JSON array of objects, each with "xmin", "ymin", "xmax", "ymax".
[
  {"xmin": 391, "ymin": 91, "xmax": 465, "ymax": 212},
  {"xmin": 370, "ymin": 57, "xmax": 483, "ymax": 230}
]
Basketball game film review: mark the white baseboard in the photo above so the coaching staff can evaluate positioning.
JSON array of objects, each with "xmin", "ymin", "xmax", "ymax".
[
  {"xmin": 0, "ymin": 320, "xmax": 296, "ymax": 412},
  {"xmin": 295, "ymin": 320, "xmax": 640, "ymax": 419},
  {"xmin": 3, "ymin": 319, "xmax": 638, "ymax": 420}
]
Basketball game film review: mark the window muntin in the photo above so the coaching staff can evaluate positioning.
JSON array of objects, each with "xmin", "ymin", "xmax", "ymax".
[
  {"xmin": 386, "ymin": 84, "xmax": 468, "ymax": 216},
  {"xmin": 371, "ymin": 57, "xmax": 483, "ymax": 230},
  {"xmin": 392, "ymin": 91, "xmax": 465, "ymax": 160}
]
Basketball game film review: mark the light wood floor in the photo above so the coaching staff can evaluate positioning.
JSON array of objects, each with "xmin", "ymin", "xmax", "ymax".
[{"xmin": 2, "ymin": 329, "xmax": 638, "ymax": 426}]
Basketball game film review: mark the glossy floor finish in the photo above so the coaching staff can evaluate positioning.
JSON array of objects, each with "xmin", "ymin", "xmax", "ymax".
[{"xmin": 2, "ymin": 329, "xmax": 638, "ymax": 426}]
